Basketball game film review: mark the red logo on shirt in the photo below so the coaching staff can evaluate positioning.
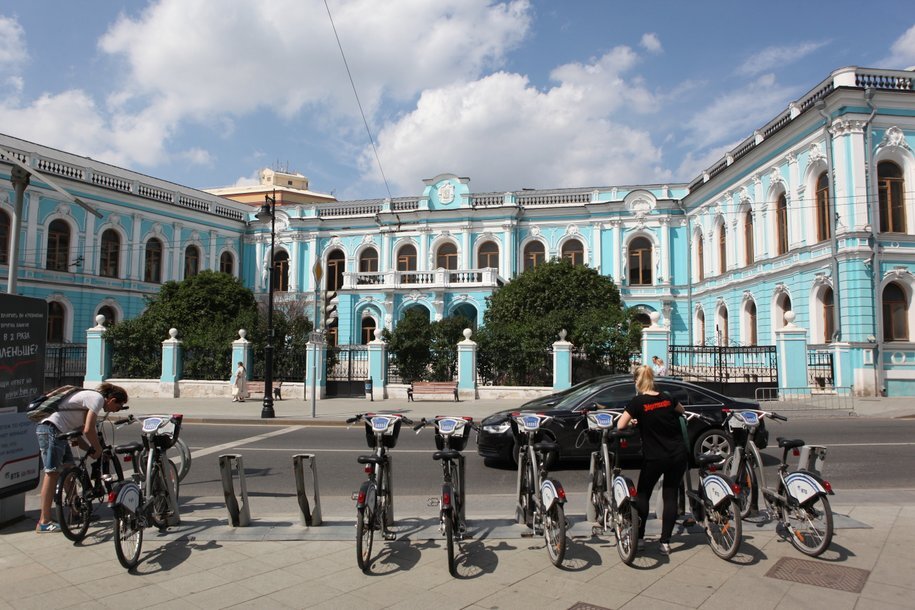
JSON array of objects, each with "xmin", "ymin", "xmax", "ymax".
[{"xmin": 643, "ymin": 399, "xmax": 671, "ymax": 412}]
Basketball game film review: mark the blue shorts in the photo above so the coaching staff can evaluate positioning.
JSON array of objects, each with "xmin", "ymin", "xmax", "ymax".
[{"xmin": 36, "ymin": 423, "xmax": 74, "ymax": 473}]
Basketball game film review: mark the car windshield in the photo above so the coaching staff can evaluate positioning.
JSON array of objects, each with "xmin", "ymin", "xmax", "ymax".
[{"xmin": 552, "ymin": 380, "xmax": 613, "ymax": 410}]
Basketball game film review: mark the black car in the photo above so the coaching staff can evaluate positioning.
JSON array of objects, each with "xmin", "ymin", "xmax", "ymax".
[{"xmin": 477, "ymin": 375, "xmax": 762, "ymax": 465}]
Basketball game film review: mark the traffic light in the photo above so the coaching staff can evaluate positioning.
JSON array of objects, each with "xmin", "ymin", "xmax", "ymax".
[{"xmin": 323, "ymin": 291, "xmax": 338, "ymax": 326}]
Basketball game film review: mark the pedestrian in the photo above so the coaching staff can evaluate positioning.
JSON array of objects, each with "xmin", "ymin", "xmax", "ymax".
[
  {"xmin": 617, "ymin": 365, "xmax": 688, "ymax": 555},
  {"xmin": 655, "ymin": 357, "xmax": 668, "ymax": 376},
  {"xmin": 232, "ymin": 362, "xmax": 248, "ymax": 402},
  {"xmin": 35, "ymin": 383, "xmax": 128, "ymax": 533}
]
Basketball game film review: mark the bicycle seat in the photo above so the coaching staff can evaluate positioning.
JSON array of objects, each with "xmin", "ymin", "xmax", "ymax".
[
  {"xmin": 357, "ymin": 455, "xmax": 384, "ymax": 465},
  {"xmin": 533, "ymin": 441, "xmax": 559, "ymax": 454},
  {"xmin": 696, "ymin": 453, "xmax": 725, "ymax": 467},
  {"xmin": 56, "ymin": 430, "xmax": 82, "ymax": 441},
  {"xmin": 433, "ymin": 449, "xmax": 461, "ymax": 461},
  {"xmin": 115, "ymin": 442, "xmax": 143, "ymax": 455},
  {"xmin": 777, "ymin": 437, "xmax": 805, "ymax": 450}
]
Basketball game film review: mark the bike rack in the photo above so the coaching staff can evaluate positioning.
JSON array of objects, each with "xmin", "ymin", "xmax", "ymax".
[
  {"xmin": 796, "ymin": 445, "xmax": 827, "ymax": 476},
  {"xmin": 292, "ymin": 454, "xmax": 323, "ymax": 526},
  {"xmin": 218, "ymin": 454, "xmax": 251, "ymax": 527}
]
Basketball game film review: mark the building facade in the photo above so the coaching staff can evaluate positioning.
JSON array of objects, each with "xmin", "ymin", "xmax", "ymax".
[{"xmin": 3, "ymin": 66, "xmax": 914, "ymax": 396}]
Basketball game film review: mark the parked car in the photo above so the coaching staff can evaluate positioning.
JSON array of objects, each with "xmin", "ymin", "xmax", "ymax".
[{"xmin": 477, "ymin": 375, "xmax": 763, "ymax": 465}]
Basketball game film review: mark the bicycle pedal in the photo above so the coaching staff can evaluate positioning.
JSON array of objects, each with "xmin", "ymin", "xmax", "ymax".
[
  {"xmin": 383, "ymin": 531, "xmax": 397, "ymax": 541},
  {"xmin": 592, "ymin": 526, "xmax": 602, "ymax": 536}
]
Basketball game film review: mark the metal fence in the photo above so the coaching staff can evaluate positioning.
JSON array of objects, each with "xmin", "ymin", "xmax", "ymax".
[
  {"xmin": 45, "ymin": 343, "xmax": 87, "ymax": 390},
  {"xmin": 668, "ymin": 344, "xmax": 777, "ymax": 399},
  {"xmin": 756, "ymin": 386, "xmax": 855, "ymax": 413},
  {"xmin": 571, "ymin": 349, "xmax": 640, "ymax": 383},
  {"xmin": 326, "ymin": 345, "xmax": 369, "ymax": 397},
  {"xmin": 807, "ymin": 350, "xmax": 835, "ymax": 390}
]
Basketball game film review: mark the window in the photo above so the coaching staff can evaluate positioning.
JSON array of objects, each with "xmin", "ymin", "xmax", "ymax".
[
  {"xmin": 523, "ymin": 241, "xmax": 545, "ymax": 271},
  {"xmin": 746, "ymin": 301, "xmax": 758, "ymax": 346},
  {"xmin": 184, "ymin": 245, "xmax": 200, "ymax": 278},
  {"xmin": 823, "ymin": 287, "xmax": 835, "ymax": 344},
  {"xmin": 273, "ymin": 251, "xmax": 290, "ymax": 292},
  {"xmin": 776, "ymin": 194, "xmax": 788, "ymax": 255},
  {"xmin": 396, "ymin": 244, "xmax": 417, "ymax": 282},
  {"xmin": 46, "ymin": 220, "xmax": 70, "ymax": 271},
  {"xmin": 359, "ymin": 248, "xmax": 378, "ymax": 273},
  {"xmin": 97, "ymin": 305, "xmax": 117, "ymax": 326},
  {"xmin": 561, "ymin": 239, "xmax": 584, "ymax": 265},
  {"xmin": 717, "ymin": 221, "xmax": 727, "ymax": 274},
  {"xmin": 589, "ymin": 384, "xmax": 637, "ymax": 410},
  {"xmin": 0, "ymin": 209, "xmax": 9, "ymax": 265},
  {"xmin": 327, "ymin": 249, "xmax": 345, "ymax": 292},
  {"xmin": 99, "ymin": 230, "xmax": 120, "ymax": 278},
  {"xmin": 744, "ymin": 211, "xmax": 754, "ymax": 266},
  {"xmin": 220, "ymin": 251, "xmax": 234, "ymax": 274},
  {"xmin": 697, "ymin": 309, "xmax": 706, "ymax": 345},
  {"xmin": 883, "ymin": 282, "xmax": 908, "ymax": 341},
  {"xmin": 628, "ymin": 237, "xmax": 652, "ymax": 285},
  {"xmin": 816, "ymin": 171, "xmax": 831, "ymax": 242},
  {"xmin": 696, "ymin": 234, "xmax": 704, "ymax": 282},
  {"xmin": 47, "ymin": 302, "xmax": 65, "ymax": 343},
  {"xmin": 478, "ymin": 241, "xmax": 499, "ymax": 268},
  {"xmin": 436, "ymin": 242, "xmax": 458, "ymax": 270},
  {"xmin": 718, "ymin": 308, "xmax": 729, "ymax": 345},
  {"xmin": 144, "ymin": 238, "xmax": 163, "ymax": 283},
  {"xmin": 878, "ymin": 161, "xmax": 906, "ymax": 233},
  {"xmin": 361, "ymin": 317, "xmax": 377, "ymax": 344}
]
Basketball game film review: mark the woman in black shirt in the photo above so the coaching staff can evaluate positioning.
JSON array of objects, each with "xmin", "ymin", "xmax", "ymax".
[{"xmin": 617, "ymin": 365, "xmax": 687, "ymax": 555}]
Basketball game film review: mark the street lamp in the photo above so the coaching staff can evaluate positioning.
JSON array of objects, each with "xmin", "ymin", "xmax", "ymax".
[{"xmin": 255, "ymin": 190, "xmax": 277, "ymax": 419}]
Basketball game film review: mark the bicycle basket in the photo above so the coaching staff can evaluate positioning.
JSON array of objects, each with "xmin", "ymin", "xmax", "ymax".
[
  {"xmin": 434, "ymin": 418, "xmax": 471, "ymax": 452},
  {"xmin": 364, "ymin": 416, "xmax": 402, "ymax": 449},
  {"xmin": 143, "ymin": 416, "xmax": 180, "ymax": 449}
]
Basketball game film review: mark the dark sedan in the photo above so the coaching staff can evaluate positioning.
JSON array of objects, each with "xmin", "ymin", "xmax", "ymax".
[{"xmin": 477, "ymin": 375, "xmax": 761, "ymax": 465}]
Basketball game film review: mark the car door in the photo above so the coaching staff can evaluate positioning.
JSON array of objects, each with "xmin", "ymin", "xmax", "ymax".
[{"xmin": 563, "ymin": 382, "xmax": 637, "ymax": 458}]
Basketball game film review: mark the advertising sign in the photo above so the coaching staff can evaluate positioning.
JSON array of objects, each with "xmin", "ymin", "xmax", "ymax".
[
  {"xmin": 0, "ymin": 412, "xmax": 39, "ymax": 498},
  {"xmin": 0, "ymin": 293, "xmax": 46, "ymax": 413}
]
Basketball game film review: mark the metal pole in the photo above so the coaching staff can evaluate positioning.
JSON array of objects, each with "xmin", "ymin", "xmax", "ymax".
[
  {"xmin": 311, "ymin": 260, "xmax": 322, "ymax": 418},
  {"xmin": 6, "ymin": 168, "xmax": 29, "ymax": 293},
  {"xmin": 261, "ymin": 192, "xmax": 276, "ymax": 418}
]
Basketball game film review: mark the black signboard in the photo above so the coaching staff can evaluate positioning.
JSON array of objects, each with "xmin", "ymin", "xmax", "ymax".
[{"xmin": 0, "ymin": 293, "xmax": 46, "ymax": 413}]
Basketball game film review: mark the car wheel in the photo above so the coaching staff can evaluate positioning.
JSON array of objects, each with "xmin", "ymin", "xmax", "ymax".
[{"xmin": 692, "ymin": 428, "xmax": 733, "ymax": 461}]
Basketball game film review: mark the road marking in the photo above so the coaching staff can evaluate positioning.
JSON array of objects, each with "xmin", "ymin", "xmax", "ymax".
[
  {"xmin": 192, "ymin": 426, "xmax": 301, "ymax": 458},
  {"xmin": 203, "ymin": 446, "xmax": 434, "ymax": 453},
  {"xmin": 825, "ymin": 442, "xmax": 915, "ymax": 447}
]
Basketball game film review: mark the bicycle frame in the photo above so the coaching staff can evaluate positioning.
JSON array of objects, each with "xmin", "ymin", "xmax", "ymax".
[{"xmin": 513, "ymin": 413, "xmax": 567, "ymax": 523}]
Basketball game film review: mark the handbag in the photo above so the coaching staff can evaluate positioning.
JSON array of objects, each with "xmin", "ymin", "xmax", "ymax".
[{"xmin": 232, "ymin": 387, "xmax": 239, "ymax": 397}]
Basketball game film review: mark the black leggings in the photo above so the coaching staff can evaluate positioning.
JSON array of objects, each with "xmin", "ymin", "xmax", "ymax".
[{"xmin": 636, "ymin": 455, "xmax": 688, "ymax": 543}]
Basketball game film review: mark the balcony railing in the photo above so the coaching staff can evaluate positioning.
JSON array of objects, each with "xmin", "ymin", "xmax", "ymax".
[{"xmin": 343, "ymin": 268, "xmax": 503, "ymax": 290}]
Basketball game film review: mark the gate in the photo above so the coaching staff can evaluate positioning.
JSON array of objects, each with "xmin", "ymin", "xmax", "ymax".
[
  {"xmin": 807, "ymin": 350, "xmax": 835, "ymax": 390},
  {"xmin": 326, "ymin": 344, "xmax": 369, "ymax": 397},
  {"xmin": 45, "ymin": 344, "xmax": 87, "ymax": 390},
  {"xmin": 668, "ymin": 345, "xmax": 777, "ymax": 399}
]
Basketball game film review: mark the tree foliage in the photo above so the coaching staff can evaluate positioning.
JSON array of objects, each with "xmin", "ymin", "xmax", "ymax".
[{"xmin": 383, "ymin": 309, "xmax": 473, "ymax": 382}]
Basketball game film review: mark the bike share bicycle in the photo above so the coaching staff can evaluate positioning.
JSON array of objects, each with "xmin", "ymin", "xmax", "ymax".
[
  {"xmin": 108, "ymin": 414, "xmax": 184, "ymax": 570},
  {"xmin": 414, "ymin": 416, "xmax": 477, "ymax": 576},
  {"xmin": 722, "ymin": 408, "xmax": 835, "ymax": 557},
  {"xmin": 107, "ymin": 415, "xmax": 193, "ymax": 483},
  {"xmin": 512, "ymin": 412, "xmax": 568, "ymax": 566},
  {"xmin": 347, "ymin": 412, "xmax": 413, "ymax": 572},
  {"xmin": 580, "ymin": 407, "xmax": 640, "ymax": 564}
]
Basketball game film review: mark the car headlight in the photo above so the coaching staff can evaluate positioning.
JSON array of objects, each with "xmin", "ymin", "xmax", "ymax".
[{"xmin": 483, "ymin": 422, "xmax": 511, "ymax": 434}]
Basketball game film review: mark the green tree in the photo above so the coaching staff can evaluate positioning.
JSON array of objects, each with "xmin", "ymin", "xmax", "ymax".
[
  {"xmin": 476, "ymin": 259, "xmax": 640, "ymax": 385},
  {"xmin": 429, "ymin": 314, "xmax": 473, "ymax": 381},
  {"xmin": 383, "ymin": 308, "xmax": 433, "ymax": 382}
]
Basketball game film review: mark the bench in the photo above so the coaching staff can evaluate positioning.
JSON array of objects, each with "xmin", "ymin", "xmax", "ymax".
[
  {"xmin": 407, "ymin": 381, "xmax": 459, "ymax": 402},
  {"xmin": 244, "ymin": 381, "xmax": 284, "ymax": 400}
]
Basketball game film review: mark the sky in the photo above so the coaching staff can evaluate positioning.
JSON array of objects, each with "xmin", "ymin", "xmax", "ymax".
[{"xmin": 2, "ymin": 1, "xmax": 915, "ymax": 201}]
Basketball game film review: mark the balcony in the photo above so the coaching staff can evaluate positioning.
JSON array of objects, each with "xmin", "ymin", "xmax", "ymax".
[{"xmin": 342, "ymin": 268, "xmax": 504, "ymax": 290}]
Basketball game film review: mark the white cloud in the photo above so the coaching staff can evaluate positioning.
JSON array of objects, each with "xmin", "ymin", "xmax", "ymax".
[
  {"xmin": 0, "ymin": 16, "xmax": 27, "ymax": 70},
  {"xmin": 737, "ymin": 41, "xmax": 829, "ymax": 76},
  {"xmin": 640, "ymin": 33, "xmax": 662, "ymax": 54},
  {"xmin": 881, "ymin": 24, "xmax": 915, "ymax": 69},
  {"xmin": 676, "ymin": 141, "xmax": 740, "ymax": 182}
]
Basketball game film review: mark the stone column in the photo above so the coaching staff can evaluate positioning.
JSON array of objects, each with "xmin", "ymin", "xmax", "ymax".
[
  {"xmin": 457, "ymin": 328, "xmax": 477, "ymax": 400},
  {"xmin": 552, "ymin": 330, "xmax": 573, "ymax": 391},
  {"xmin": 84, "ymin": 315, "xmax": 110, "ymax": 384},
  {"xmin": 305, "ymin": 335, "xmax": 327, "ymax": 400},
  {"xmin": 641, "ymin": 312, "xmax": 670, "ymax": 371},
  {"xmin": 775, "ymin": 311, "xmax": 810, "ymax": 397},
  {"xmin": 367, "ymin": 329, "xmax": 387, "ymax": 400},
  {"xmin": 160, "ymin": 328, "xmax": 182, "ymax": 398},
  {"xmin": 231, "ymin": 329, "xmax": 252, "ymax": 381}
]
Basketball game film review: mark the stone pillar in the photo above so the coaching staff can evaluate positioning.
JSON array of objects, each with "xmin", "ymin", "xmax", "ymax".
[
  {"xmin": 831, "ymin": 342, "xmax": 852, "ymax": 391},
  {"xmin": 84, "ymin": 315, "xmax": 110, "ymax": 384},
  {"xmin": 775, "ymin": 311, "xmax": 810, "ymax": 397},
  {"xmin": 552, "ymin": 329, "xmax": 573, "ymax": 391},
  {"xmin": 231, "ymin": 329, "xmax": 252, "ymax": 380},
  {"xmin": 160, "ymin": 328, "xmax": 182, "ymax": 398},
  {"xmin": 641, "ymin": 311, "xmax": 670, "ymax": 371},
  {"xmin": 305, "ymin": 335, "xmax": 327, "ymax": 400},
  {"xmin": 367, "ymin": 328, "xmax": 387, "ymax": 400},
  {"xmin": 457, "ymin": 328, "xmax": 477, "ymax": 400}
]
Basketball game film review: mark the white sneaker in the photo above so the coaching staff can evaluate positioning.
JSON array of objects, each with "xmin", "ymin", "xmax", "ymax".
[{"xmin": 659, "ymin": 542, "xmax": 671, "ymax": 555}]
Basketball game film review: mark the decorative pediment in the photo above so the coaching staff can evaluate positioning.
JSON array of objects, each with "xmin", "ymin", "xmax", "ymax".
[
  {"xmin": 566, "ymin": 224, "xmax": 580, "ymax": 236},
  {"xmin": 886, "ymin": 266, "xmax": 914, "ymax": 282},
  {"xmin": 774, "ymin": 282, "xmax": 788, "ymax": 296},
  {"xmin": 879, "ymin": 126, "xmax": 911, "ymax": 152},
  {"xmin": 808, "ymin": 143, "xmax": 825, "ymax": 164},
  {"xmin": 742, "ymin": 290, "xmax": 753, "ymax": 304},
  {"xmin": 624, "ymin": 190, "xmax": 657, "ymax": 218}
]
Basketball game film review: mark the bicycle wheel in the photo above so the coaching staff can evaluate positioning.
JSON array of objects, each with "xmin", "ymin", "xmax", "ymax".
[
  {"xmin": 544, "ymin": 503, "xmax": 567, "ymax": 566},
  {"xmin": 56, "ymin": 467, "xmax": 91, "ymax": 542},
  {"xmin": 725, "ymin": 455, "xmax": 758, "ymax": 519},
  {"xmin": 615, "ymin": 501, "xmax": 639, "ymax": 565},
  {"xmin": 706, "ymin": 497, "xmax": 742, "ymax": 560},
  {"xmin": 518, "ymin": 456, "xmax": 534, "ymax": 526},
  {"xmin": 784, "ymin": 495, "xmax": 833, "ymax": 557},
  {"xmin": 356, "ymin": 505, "xmax": 374, "ymax": 572},
  {"xmin": 588, "ymin": 461, "xmax": 606, "ymax": 526},
  {"xmin": 170, "ymin": 439, "xmax": 192, "ymax": 482},
  {"xmin": 113, "ymin": 507, "xmax": 144, "ymax": 570},
  {"xmin": 148, "ymin": 460, "xmax": 179, "ymax": 529},
  {"xmin": 444, "ymin": 513, "xmax": 456, "ymax": 576}
]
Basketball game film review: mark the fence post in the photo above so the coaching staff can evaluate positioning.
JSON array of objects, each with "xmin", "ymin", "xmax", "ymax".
[
  {"xmin": 831, "ymin": 342, "xmax": 852, "ymax": 391},
  {"xmin": 305, "ymin": 334, "xmax": 326, "ymax": 401},
  {"xmin": 776, "ymin": 311, "xmax": 809, "ymax": 397},
  {"xmin": 641, "ymin": 312, "xmax": 670, "ymax": 372},
  {"xmin": 367, "ymin": 329, "xmax": 387, "ymax": 400},
  {"xmin": 84, "ymin": 314, "xmax": 110, "ymax": 384},
  {"xmin": 231, "ymin": 329, "xmax": 253, "ymax": 381},
  {"xmin": 552, "ymin": 329, "xmax": 573, "ymax": 391},
  {"xmin": 160, "ymin": 328, "xmax": 182, "ymax": 398},
  {"xmin": 457, "ymin": 328, "xmax": 477, "ymax": 400}
]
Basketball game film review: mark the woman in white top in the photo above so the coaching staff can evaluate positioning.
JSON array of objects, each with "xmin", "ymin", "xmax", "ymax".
[{"xmin": 232, "ymin": 362, "xmax": 248, "ymax": 402}]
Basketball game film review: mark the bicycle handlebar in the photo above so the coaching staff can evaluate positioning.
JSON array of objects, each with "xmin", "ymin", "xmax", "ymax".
[{"xmin": 722, "ymin": 408, "xmax": 788, "ymax": 422}]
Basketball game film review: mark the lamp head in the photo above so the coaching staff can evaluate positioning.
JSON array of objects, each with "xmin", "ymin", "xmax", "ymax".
[{"xmin": 255, "ymin": 202, "xmax": 272, "ymax": 222}]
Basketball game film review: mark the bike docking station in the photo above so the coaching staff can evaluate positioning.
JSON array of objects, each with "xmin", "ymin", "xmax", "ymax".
[
  {"xmin": 219, "ymin": 454, "xmax": 251, "ymax": 527},
  {"xmin": 292, "ymin": 454, "xmax": 322, "ymax": 526}
]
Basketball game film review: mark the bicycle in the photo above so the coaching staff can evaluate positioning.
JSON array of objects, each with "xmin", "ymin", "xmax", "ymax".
[
  {"xmin": 105, "ymin": 415, "xmax": 193, "ymax": 483},
  {"xmin": 109, "ymin": 414, "xmax": 184, "ymax": 570},
  {"xmin": 54, "ymin": 413, "xmax": 138, "ymax": 542},
  {"xmin": 681, "ymin": 411, "xmax": 743, "ymax": 560},
  {"xmin": 347, "ymin": 412, "xmax": 413, "ymax": 572},
  {"xmin": 721, "ymin": 408, "xmax": 835, "ymax": 557},
  {"xmin": 414, "ymin": 416, "xmax": 477, "ymax": 576},
  {"xmin": 580, "ymin": 407, "xmax": 640, "ymax": 564},
  {"xmin": 512, "ymin": 412, "xmax": 568, "ymax": 567}
]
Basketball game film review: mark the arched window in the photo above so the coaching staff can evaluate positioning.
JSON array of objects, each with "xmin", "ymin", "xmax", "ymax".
[
  {"xmin": 883, "ymin": 282, "xmax": 909, "ymax": 341},
  {"xmin": 745, "ymin": 301, "xmax": 758, "ymax": 346},
  {"xmin": 361, "ymin": 316, "xmax": 377, "ymax": 344},
  {"xmin": 696, "ymin": 234, "xmax": 704, "ymax": 282},
  {"xmin": 99, "ymin": 230, "xmax": 120, "ymax": 278},
  {"xmin": 718, "ymin": 307, "xmax": 729, "ymax": 345},
  {"xmin": 46, "ymin": 220, "xmax": 70, "ymax": 271},
  {"xmin": 47, "ymin": 302, "xmax": 65, "ymax": 343},
  {"xmin": 436, "ymin": 242, "xmax": 458, "ymax": 270},
  {"xmin": 561, "ymin": 239, "xmax": 584, "ymax": 265},
  {"xmin": 775, "ymin": 293, "xmax": 792, "ymax": 331},
  {"xmin": 477, "ymin": 240, "xmax": 499, "ymax": 269},
  {"xmin": 776, "ymin": 194, "xmax": 788, "ymax": 255},
  {"xmin": 396, "ymin": 244, "xmax": 417, "ymax": 282},
  {"xmin": 697, "ymin": 309, "xmax": 706, "ymax": 346},
  {"xmin": 220, "ymin": 251, "xmax": 234, "ymax": 274},
  {"xmin": 184, "ymin": 245, "xmax": 200, "ymax": 278},
  {"xmin": 273, "ymin": 251, "xmax": 290, "ymax": 292},
  {"xmin": 816, "ymin": 171, "xmax": 831, "ymax": 242},
  {"xmin": 878, "ymin": 161, "xmax": 906, "ymax": 233},
  {"xmin": 0, "ymin": 209, "xmax": 10, "ymax": 265},
  {"xmin": 628, "ymin": 237, "xmax": 652, "ymax": 285},
  {"xmin": 97, "ymin": 305, "xmax": 117, "ymax": 326},
  {"xmin": 144, "ymin": 238, "xmax": 163, "ymax": 283},
  {"xmin": 634, "ymin": 312, "xmax": 651, "ymax": 328},
  {"xmin": 822, "ymin": 287, "xmax": 835, "ymax": 344},
  {"xmin": 744, "ymin": 211, "xmax": 754, "ymax": 266},
  {"xmin": 326, "ymin": 248, "xmax": 345, "ymax": 292},
  {"xmin": 523, "ymin": 241, "xmax": 545, "ymax": 271},
  {"xmin": 359, "ymin": 247, "xmax": 378, "ymax": 273},
  {"xmin": 717, "ymin": 221, "xmax": 727, "ymax": 274}
]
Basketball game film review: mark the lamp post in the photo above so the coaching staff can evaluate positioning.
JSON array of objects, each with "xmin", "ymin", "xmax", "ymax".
[
  {"xmin": 255, "ymin": 191, "xmax": 277, "ymax": 419},
  {"xmin": 311, "ymin": 260, "xmax": 323, "ymax": 418}
]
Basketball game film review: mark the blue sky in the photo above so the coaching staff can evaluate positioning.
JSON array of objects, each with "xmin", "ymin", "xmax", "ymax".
[{"xmin": 2, "ymin": 1, "xmax": 914, "ymax": 200}]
